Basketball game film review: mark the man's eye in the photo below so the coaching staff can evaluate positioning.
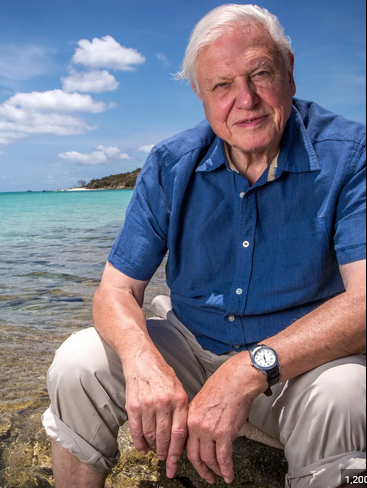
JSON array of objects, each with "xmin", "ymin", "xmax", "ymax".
[
  {"xmin": 255, "ymin": 71, "xmax": 268, "ymax": 77},
  {"xmin": 215, "ymin": 83, "xmax": 229, "ymax": 90}
]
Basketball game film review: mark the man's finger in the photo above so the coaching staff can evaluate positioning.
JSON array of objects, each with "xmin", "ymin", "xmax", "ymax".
[
  {"xmin": 156, "ymin": 409, "xmax": 173, "ymax": 461},
  {"xmin": 216, "ymin": 438, "xmax": 234, "ymax": 484},
  {"xmin": 142, "ymin": 410, "xmax": 157, "ymax": 451},
  {"xmin": 200, "ymin": 437, "xmax": 223, "ymax": 477},
  {"xmin": 129, "ymin": 413, "xmax": 149, "ymax": 455},
  {"xmin": 187, "ymin": 436, "xmax": 216, "ymax": 485},
  {"xmin": 166, "ymin": 407, "xmax": 188, "ymax": 479}
]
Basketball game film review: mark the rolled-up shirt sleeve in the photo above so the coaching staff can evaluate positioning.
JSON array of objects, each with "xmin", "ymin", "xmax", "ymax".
[
  {"xmin": 334, "ymin": 143, "xmax": 366, "ymax": 266},
  {"xmin": 108, "ymin": 149, "xmax": 170, "ymax": 281}
]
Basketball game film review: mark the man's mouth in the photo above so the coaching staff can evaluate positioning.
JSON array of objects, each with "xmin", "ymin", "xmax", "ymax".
[{"xmin": 235, "ymin": 115, "xmax": 269, "ymax": 127}]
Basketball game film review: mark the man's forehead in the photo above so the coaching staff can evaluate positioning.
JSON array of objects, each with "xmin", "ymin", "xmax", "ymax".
[{"xmin": 196, "ymin": 25, "xmax": 279, "ymax": 72}]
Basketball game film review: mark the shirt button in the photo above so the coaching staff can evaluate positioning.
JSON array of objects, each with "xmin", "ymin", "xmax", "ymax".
[
  {"xmin": 236, "ymin": 288, "xmax": 243, "ymax": 295},
  {"xmin": 243, "ymin": 241, "xmax": 250, "ymax": 248},
  {"xmin": 240, "ymin": 192, "xmax": 246, "ymax": 199},
  {"xmin": 229, "ymin": 316, "xmax": 235, "ymax": 322},
  {"xmin": 234, "ymin": 345, "xmax": 241, "ymax": 350}
]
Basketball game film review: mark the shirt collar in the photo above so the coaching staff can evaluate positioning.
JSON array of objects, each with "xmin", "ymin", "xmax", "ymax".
[
  {"xmin": 195, "ymin": 137, "xmax": 229, "ymax": 173},
  {"xmin": 281, "ymin": 104, "xmax": 321, "ymax": 173},
  {"xmin": 196, "ymin": 102, "xmax": 321, "ymax": 175}
]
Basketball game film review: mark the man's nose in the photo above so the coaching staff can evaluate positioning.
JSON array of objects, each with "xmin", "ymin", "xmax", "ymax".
[{"xmin": 234, "ymin": 78, "xmax": 259, "ymax": 110}]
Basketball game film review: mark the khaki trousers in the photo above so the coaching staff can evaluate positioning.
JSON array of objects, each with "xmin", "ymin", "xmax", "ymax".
[{"xmin": 42, "ymin": 296, "xmax": 366, "ymax": 488}]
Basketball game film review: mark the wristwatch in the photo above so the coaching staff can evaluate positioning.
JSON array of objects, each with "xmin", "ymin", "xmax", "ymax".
[{"xmin": 249, "ymin": 345, "xmax": 280, "ymax": 397}]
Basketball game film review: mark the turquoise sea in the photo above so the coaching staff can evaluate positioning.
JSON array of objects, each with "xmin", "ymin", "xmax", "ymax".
[
  {"xmin": 0, "ymin": 190, "xmax": 134, "ymax": 329},
  {"xmin": 0, "ymin": 190, "xmax": 168, "ymax": 410}
]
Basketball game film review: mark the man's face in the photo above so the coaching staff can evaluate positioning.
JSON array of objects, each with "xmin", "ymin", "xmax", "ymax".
[{"xmin": 195, "ymin": 24, "xmax": 296, "ymax": 157}]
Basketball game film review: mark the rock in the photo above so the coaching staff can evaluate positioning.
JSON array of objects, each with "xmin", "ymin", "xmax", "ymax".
[
  {"xmin": 107, "ymin": 424, "xmax": 288, "ymax": 488},
  {"xmin": 0, "ymin": 408, "xmax": 287, "ymax": 488}
]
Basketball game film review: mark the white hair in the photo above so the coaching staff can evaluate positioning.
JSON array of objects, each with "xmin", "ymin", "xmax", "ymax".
[{"xmin": 175, "ymin": 4, "xmax": 293, "ymax": 90}]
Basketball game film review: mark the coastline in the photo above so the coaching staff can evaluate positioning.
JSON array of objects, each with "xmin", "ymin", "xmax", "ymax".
[{"xmin": 55, "ymin": 187, "xmax": 135, "ymax": 192}]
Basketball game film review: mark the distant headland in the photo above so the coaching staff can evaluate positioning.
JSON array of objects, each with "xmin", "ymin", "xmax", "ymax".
[{"xmin": 57, "ymin": 169, "xmax": 141, "ymax": 192}]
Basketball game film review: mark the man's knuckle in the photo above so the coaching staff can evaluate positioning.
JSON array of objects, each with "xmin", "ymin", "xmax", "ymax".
[
  {"xmin": 217, "ymin": 456, "xmax": 231, "ymax": 467},
  {"xmin": 127, "ymin": 402, "xmax": 141, "ymax": 414},
  {"xmin": 202, "ymin": 456, "xmax": 216, "ymax": 467},
  {"xmin": 176, "ymin": 392, "xmax": 188, "ymax": 407},
  {"xmin": 144, "ymin": 432, "xmax": 156, "ymax": 442},
  {"xmin": 214, "ymin": 427, "xmax": 226, "ymax": 439},
  {"xmin": 188, "ymin": 417, "xmax": 200, "ymax": 431},
  {"xmin": 131, "ymin": 430, "xmax": 144, "ymax": 439},
  {"xmin": 156, "ymin": 395, "xmax": 171, "ymax": 409},
  {"xmin": 187, "ymin": 452, "xmax": 199, "ymax": 464},
  {"xmin": 156, "ymin": 433, "xmax": 171, "ymax": 444},
  {"xmin": 172, "ymin": 428, "xmax": 187, "ymax": 440},
  {"xmin": 201, "ymin": 422, "xmax": 212, "ymax": 435},
  {"xmin": 142, "ymin": 397, "xmax": 155, "ymax": 409}
]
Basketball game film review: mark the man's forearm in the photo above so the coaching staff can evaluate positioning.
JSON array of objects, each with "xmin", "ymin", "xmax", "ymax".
[
  {"xmin": 93, "ymin": 282, "xmax": 190, "ymax": 476},
  {"xmin": 261, "ymin": 288, "xmax": 366, "ymax": 384},
  {"xmin": 93, "ymin": 286, "xmax": 158, "ymax": 365}
]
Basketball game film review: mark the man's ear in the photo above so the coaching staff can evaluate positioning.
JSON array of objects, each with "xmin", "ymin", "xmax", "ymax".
[
  {"xmin": 288, "ymin": 53, "xmax": 297, "ymax": 96},
  {"xmin": 191, "ymin": 83, "xmax": 202, "ymax": 101}
]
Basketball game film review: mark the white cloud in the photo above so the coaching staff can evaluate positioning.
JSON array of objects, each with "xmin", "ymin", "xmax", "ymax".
[
  {"xmin": 0, "ymin": 90, "xmax": 105, "ymax": 146},
  {"xmin": 156, "ymin": 52, "xmax": 170, "ymax": 67},
  {"xmin": 0, "ymin": 35, "xmax": 142, "ymax": 148},
  {"xmin": 72, "ymin": 36, "xmax": 146, "ymax": 71},
  {"xmin": 58, "ymin": 145, "xmax": 130, "ymax": 166},
  {"xmin": 138, "ymin": 144, "xmax": 155, "ymax": 153},
  {"xmin": 0, "ymin": 112, "xmax": 95, "ymax": 142},
  {"xmin": 62, "ymin": 70, "xmax": 119, "ymax": 93},
  {"xmin": 0, "ymin": 151, "xmax": 4, "ymax": 156},
  {"xmin": 5, "ymin": 89, "xmax": 106, "ymax": 113}
]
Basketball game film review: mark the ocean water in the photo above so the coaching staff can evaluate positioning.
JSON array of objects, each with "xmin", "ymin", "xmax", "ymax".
[{"xmin": 0, "ymin": 190, "xmax": 168, "ymax": 410}]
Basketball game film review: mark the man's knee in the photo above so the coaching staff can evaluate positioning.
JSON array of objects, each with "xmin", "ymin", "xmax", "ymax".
[
  {"xmin": 290, "ymin": 356, "xmax": 366, "ymax": 455},
  {"xmin": 45, "ymin": 328, "xmax": 127, "ymax": 459},
  {"xmin": 47, "ymin": 328, "xmax": 125, "ymax": 418},
  {"xmin": 48, "ymin": 329, "xmax": 107, "ymax": 390},
  {"xmin": 312, "ymin": 356, "xmax": 366, "ymax": 414}
]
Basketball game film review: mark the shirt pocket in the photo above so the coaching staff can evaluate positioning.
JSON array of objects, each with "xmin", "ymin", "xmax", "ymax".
[{"xmin": 275, "ymin": 218, "xmax": 330, "ymax": 290}]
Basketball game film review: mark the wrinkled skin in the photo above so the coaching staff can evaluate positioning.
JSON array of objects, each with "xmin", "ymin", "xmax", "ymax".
[
  {"xmin": 124, "ymin": 343, "xmax": 189, "ymax": 479},
  {"xmin": 187, "ymin": 353, "xmax": 266, "ymax": 484},
  {"xmin": 194, "ymin": 23, "xmax": 296, "ymax": 183}
]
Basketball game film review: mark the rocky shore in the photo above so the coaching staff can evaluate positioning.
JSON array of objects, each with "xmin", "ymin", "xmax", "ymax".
[
  {"xmin": 0, "ymin": 404, "xmax": 287, "ymax": 488},
  {"xmin": 0, "ymin": 329, "xmax": 287, "ymax": 488},
  {"xmin": 0, "ymin": 269, "xmax": 288, "ymax": 487}
]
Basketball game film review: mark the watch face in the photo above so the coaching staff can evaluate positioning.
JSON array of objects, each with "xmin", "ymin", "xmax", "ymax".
[{"xmin": 254, "ymin": 348, "xmax": 277, "ymax": 368}]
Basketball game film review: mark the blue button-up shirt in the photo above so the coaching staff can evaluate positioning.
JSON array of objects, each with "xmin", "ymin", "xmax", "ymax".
[{"xmin": 109, "ymin": 99, "xmax": 366, "ymax": 354}]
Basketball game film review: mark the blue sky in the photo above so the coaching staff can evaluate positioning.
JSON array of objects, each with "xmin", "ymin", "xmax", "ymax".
[{"xmin": 0, "ymin": 0, "xmax": 365, "ymax": 192}]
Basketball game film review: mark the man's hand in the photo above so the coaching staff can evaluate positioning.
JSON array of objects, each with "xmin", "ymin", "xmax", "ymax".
[
  {"xmin": 124, "ymin": 342, "xmax": 189, "ymax": 479},
  {"xmin": 187, "ymin": 353, "xmax": 267, "ymax": 484}
]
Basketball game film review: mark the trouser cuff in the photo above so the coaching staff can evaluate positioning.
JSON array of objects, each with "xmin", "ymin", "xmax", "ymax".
[{"xmin": 42, "ymin": 406, "xmax": 120, "ymax": 474}]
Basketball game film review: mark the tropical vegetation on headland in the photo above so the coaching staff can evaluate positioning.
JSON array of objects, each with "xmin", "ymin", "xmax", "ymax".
[{"xmin": 81, "ymin": 169, "xmax": 142, "ymax": 190}]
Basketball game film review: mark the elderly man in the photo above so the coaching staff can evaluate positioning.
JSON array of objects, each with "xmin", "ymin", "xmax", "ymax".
[{"xmin": 42, "ymin": 4, "xmax": 366, "ymax": 488}]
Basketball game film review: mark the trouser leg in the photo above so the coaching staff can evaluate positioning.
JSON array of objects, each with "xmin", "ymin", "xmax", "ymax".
[
  {"xmin": 249, "ymin": 355, "xmax": 367, "ymax": 488},
  {"xmin": 42, "ymin": 319, "xmax": 208, "ymax": 474}
]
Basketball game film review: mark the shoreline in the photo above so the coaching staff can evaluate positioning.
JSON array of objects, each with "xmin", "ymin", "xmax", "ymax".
[{"xmin": 55, "ymin": 187, "xmax": 135, "ymax": 192}]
